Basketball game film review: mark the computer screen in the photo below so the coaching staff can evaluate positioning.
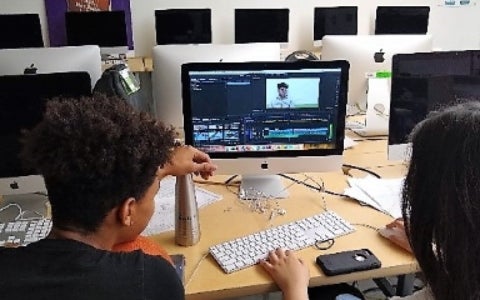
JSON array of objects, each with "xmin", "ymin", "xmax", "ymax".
[
  {"xmin": 375, "ymin": 6, "xmax": 430, "ymax": 35},
  {"xmin": 0, "ymin": 72, "xmax": 92, "ymax": 197},
  {"xmin": 321, "ymin": 35, "xmax": 432, "ymax": 114},
  {"xmin": 151, "ymin": 43, "xmax": 281, "ymax": 132},
  {"xmin": 0, "ymin": 45, "xmax": 102, "ymax": 88},
  {"xmin": 155, "ymin": 9, "xmax": 212, "ymax": 45},
  {"xmin": 0, "ymin": 13, "xmax": 43, "ymax": 49},
  {"xmin": 388, "ymin": 50, "xmax": 480, "ymax": 161},
  {"xmin": 235, "ymin": 9, "xmax": 289, "ymax": 44},
  {"xmin": 313, "ymin": 7, "xmax": 357, "ymax": 46},
  {"xmin": 181, "ymin": 60, "xmax": 349, "ymax": 197},
  {"xmin": 65, "ymin": 10, "xmax": 128, "ymax": 55}
]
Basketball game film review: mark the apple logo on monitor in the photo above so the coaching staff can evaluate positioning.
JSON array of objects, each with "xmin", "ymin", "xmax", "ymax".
[
  {"xmin": 10, "ymin": 181, "xmax": 19, "ymax": 190},
  {"xmin": 374, "ymin": 49, "xmax": 385, "ymax": 63},
  {"xmin": 24, "ymin": 63, "xmax": 38, "ymax": 75}
]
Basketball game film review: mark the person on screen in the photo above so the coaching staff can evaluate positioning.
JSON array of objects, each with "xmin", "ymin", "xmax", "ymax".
[
  {"xmin": 0, "ymin": 94, "xmax": 216, "ymax": 299},
  {"xmin": 270, "ymin": 82, "xmax": 295, "ymax": 109}
]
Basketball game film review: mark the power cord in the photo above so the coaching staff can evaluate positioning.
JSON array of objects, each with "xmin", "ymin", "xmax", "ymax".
[{"xmin": 342, "ymin": 164, "xmax": 381, "ymax": 179}]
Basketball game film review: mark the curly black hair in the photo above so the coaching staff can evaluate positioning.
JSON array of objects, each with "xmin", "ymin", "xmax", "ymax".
[{"xmin": 20, "ymin": 94, "xmax": 175, "ymax": 233}]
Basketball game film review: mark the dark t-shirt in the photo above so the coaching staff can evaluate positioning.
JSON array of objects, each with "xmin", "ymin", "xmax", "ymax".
[{"xmin": 0, "ymin": 239, "xmax": 185, "ymax": 300}]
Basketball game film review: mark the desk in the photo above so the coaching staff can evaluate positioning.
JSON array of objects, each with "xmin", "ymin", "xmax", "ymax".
[{"xmin": 151, "ymin": 139, "xmax": 416, "ymax": 300}]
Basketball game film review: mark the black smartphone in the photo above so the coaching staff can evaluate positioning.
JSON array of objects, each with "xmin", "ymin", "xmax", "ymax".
[{"xmin": 316, "ymin": 248, "xmax": 381, "ymax": 276}]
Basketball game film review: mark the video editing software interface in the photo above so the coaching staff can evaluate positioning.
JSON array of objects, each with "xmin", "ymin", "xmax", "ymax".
[
  {"xmin": 0, "ymin": 14, "xmax": 43, "ymax": 49},
  {"xmin": 155, "ymin": 9, "xmax": 212, "ymax": 45},
  {"xmin": 65, "ymin": 11, "xmax": 127, "ymax": 47},
  {"xmin": 235, "ymin": 9, "xmax": 289, "ymax": 43},
  {"xmin": 184, "ymin": 65, "xmax": 345, "ymax": 155},
  {"xmin": 314, "ymin": 7, "xmax": 358, "ymax": 41},
  {"xmin": 389, "ymin": 50, "xmax": 480, "ymax": 146},
  {"xmin": 375, "ymin": 6, "xmax": 430, "ymax": 35}
]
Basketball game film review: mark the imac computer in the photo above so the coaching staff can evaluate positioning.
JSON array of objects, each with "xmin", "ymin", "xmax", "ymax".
[
  {"xmin": 151, "ymin": 43, "xmax": 281, "ymax": 132},
  {"xmin": 321, "ymin": 35, "xmax": 432, "ymax": 116},
  {"xmin": 0, "ymin": 45, "xmax": 102, "ymax": 88},
  {"xmin": 375, "ymin": 6, "xmax": 430, "ymax": 35},
  {"xmin": 181, "ymin": 60, "xmax": 349, "ymax": 198},
  {"xmin": 0, "ymin": 72, "xmax": 92, "ymax": 201},
  {"xmin": 155, "ymin": 9, "xmax": 212, "ymax": 45},
  {"xmin": 313, "ymin": 7, "xmax": 358, "ymax": 47},
  {"xmin": 234, "ymin": 9, "xmax": 289, "ymax": 44},
  {"xmin": 388, "ymin": 50, "xmax": 480, "ymax": 161},
  {"xmin": 65, "ymin": 11, "xmax": 128, "ymax": 56},
  {"xmin": 0, "ymin": 13, "xmax": 43, "ymax": 49}
]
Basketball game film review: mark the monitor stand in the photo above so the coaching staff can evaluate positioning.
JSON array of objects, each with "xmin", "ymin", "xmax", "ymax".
[{"xmin": 239, "ymin": 175, "xmax": 288, "ymax": 199}]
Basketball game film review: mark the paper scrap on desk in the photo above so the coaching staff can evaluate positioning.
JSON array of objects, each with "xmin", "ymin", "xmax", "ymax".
[
  {"xmin": 344, "ymin": 175, "xmax": 403, "ymax": 219},
  {"xmin": 142, "ymin": 176, "xmax": 222, "ymax": 236}
]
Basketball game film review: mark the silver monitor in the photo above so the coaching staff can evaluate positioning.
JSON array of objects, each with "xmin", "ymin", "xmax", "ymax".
[
  {"xmin": 321, "ymin": 35, "xmax": 432, "ymax": 115},
  {"xmin": 0, "ymin": 45, "xmax": 102, "ymax": 88},
  {"xmin": 152, "ymin": 43, "xmax": 281, "ymax": 132}
]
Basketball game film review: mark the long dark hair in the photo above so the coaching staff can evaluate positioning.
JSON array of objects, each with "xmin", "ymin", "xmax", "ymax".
[{"xmin": 402, "ymin": 101, "xmax": 480, "ymax": 300}]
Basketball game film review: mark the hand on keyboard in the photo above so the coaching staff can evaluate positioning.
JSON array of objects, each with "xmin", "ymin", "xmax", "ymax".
[{"xmin": 209, "ymin": 211, "xmax": 355, "ymax": 273}]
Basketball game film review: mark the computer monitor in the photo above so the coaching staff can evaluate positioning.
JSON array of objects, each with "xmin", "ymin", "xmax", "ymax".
[
  {"xmin": 388, "ymin": 50, "xmax": 480, "ymax": 161},
  {"xmin": 0, "ymin": 45, "xmax": 102, "ymax": 88},
  {"xmin": 375, "ymin": 6, "xmax": 430, "ymax": 35},
  {"xmin": 0, "ymin": 72, "xmax": 92, "ymax": 199},
  {"xmin": 65, "ymin": 10, "xmax": 128, "ymax": 56},
  {"xmin": 0, "ymin": 13, "xmax": 43, "ymax": 49},
  {"xmin": 321, "ymin": 35, "xmax": 432, "ymax": 114},
  {"xmin": 155, "ymin": 9, "xmax": 212, "ymax": 45},
  {"xmin": 181, "ymin": 60, "xmax": 349, "ymax": 197},
  {"xmin": 234, "ymin": 9, "xmax": 289, "ymax": 44},
  {"xmin": 313, "ymin": 7, "xmax": 358, "ymax": 47},
  {"xmin": 152, "ymin": 43, "xmax": 281, "ymax": 132}
]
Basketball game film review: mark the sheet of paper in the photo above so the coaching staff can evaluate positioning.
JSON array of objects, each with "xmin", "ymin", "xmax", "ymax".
[
  {"xmin": 345, "ymin": 175, "xmax": 403, "ymax": 218},
  {"xmin": 142, "ymin": 176, "xmax": 222, "ymax": 236}
]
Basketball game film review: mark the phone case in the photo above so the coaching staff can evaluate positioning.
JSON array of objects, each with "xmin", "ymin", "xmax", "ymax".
[{"xmin": 316, "ymin": 248, "xmax": 381, "ymax": 276}]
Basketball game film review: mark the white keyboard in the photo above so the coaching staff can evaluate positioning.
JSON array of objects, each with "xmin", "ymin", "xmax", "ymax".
[
  {"xmin": 210, "ymin": 211, "xmax": 355, "ymax": 273},
  {"xmin": 0, "ymin": 218, "xmax": 52, "ymax": 246}
]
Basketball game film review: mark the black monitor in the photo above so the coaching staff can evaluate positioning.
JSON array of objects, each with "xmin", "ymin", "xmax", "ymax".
[
  {"xmin": 235, "ymin": 9, "xmax": 289, "ymax": 44},
  {"xmin": 313, "ymin": 7, "xmax": 358, "ymax": 42},
  {"xmin": 0, "ymin": 14, "xmax": 43, "ymax": 49},
  {"xmin": 375, "ymin": 6, "xmax": 430, "ymax": 34},
  {"xmin": 388, "ymin": 50, "xmax": 480, "ymax": 161},
  {"xmin": 65, "ymin": 10, "xmax": 127, "ymax": 54},
  {"xmin": 0, "ymin": 72, "xmax": 92, "ymax": 197},
  {"xmin": 155, "ymin": 9, "xmax": 212, "ymax": 45}
]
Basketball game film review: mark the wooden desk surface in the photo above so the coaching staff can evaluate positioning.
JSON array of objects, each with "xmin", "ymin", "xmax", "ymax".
[{"xmin": 150, "ymin": 140, "xmax": 416, "ymax": 300}]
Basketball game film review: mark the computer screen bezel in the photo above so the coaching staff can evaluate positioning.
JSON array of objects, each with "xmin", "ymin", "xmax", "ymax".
[
  {"xmin": 234, "ymin": 8, "xmax": 290, "ymax": 44},
  {"xmin": 181, "ymin": 60, "xmax": 349, "ymax": 163},
  {"xmin": 0, "ymin": 13, "xmax": 43, "ymax": 49},
  {"xmin": 375, "ymin": 6, "xmax": 430, "ymax": 35},
  {"xmin": 65, "ymin": 10, "xmax": 128, "ymax": 48},
  {"xmin": 154, "ymin": 8, "xmax": 212, "ymax": 45}
]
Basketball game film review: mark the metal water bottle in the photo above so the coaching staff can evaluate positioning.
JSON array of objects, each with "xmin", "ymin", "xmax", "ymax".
[{"xmin": 175, "ymin": 173, "xmax": 201, "ymax": 246}]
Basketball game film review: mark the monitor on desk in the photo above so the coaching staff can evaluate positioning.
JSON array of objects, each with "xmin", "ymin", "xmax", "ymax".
[
  {"xmin": 65, "ymin": 10, "xmax": 128, "ymax": 56},
  {"xmin": 181, "ymin": 60, "xmax": 349, "ymax": 197},
  {"xmin": 321, "ymin": 35, "xmax": 432, "ymax": 115},
  {"xmin": 0, "ymin": 45, "xmax": 102, "ymax": 88},
  {"xmin": 0, "ymin": 13, "xmax": 43, "ymax": 49},
  {"xmin": 234, "ymin": 9, "xmax": 289, "ymax": 44},
  {"xmin": 0, "ymin": 72, "xmax": 92, "ymax": 199},
  {"xmin": 155, "ymin": 9, "xmax": 212, "ymax": 45},
  {"xmin": 375, "ymin": 6, "xmax": 430, "ymax": 35},
  {"xmin": 388, "ymin": 50, "xmax": 480, "ymax": 161},
  {"xmin": 313, "ymin": 7, "xmax": 358, "ymax": 47},
  {"xmin": 151, "ymin": 43, "xmax": 281, "ymax": 132}
]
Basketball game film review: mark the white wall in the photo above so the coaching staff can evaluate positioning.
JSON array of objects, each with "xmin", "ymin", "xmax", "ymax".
[{"xmin": 2, "ymin": 0, "xmax": 479, "ymax": 56}]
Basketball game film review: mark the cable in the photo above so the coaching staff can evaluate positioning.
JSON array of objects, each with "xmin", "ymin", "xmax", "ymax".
[
  {"xmin": 278, "ymin": 173, "xmax": 347, "ymax": 197},
  {"xmin": 342, "ymin": 163, "xmax": 381, "ymax": 179}
]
